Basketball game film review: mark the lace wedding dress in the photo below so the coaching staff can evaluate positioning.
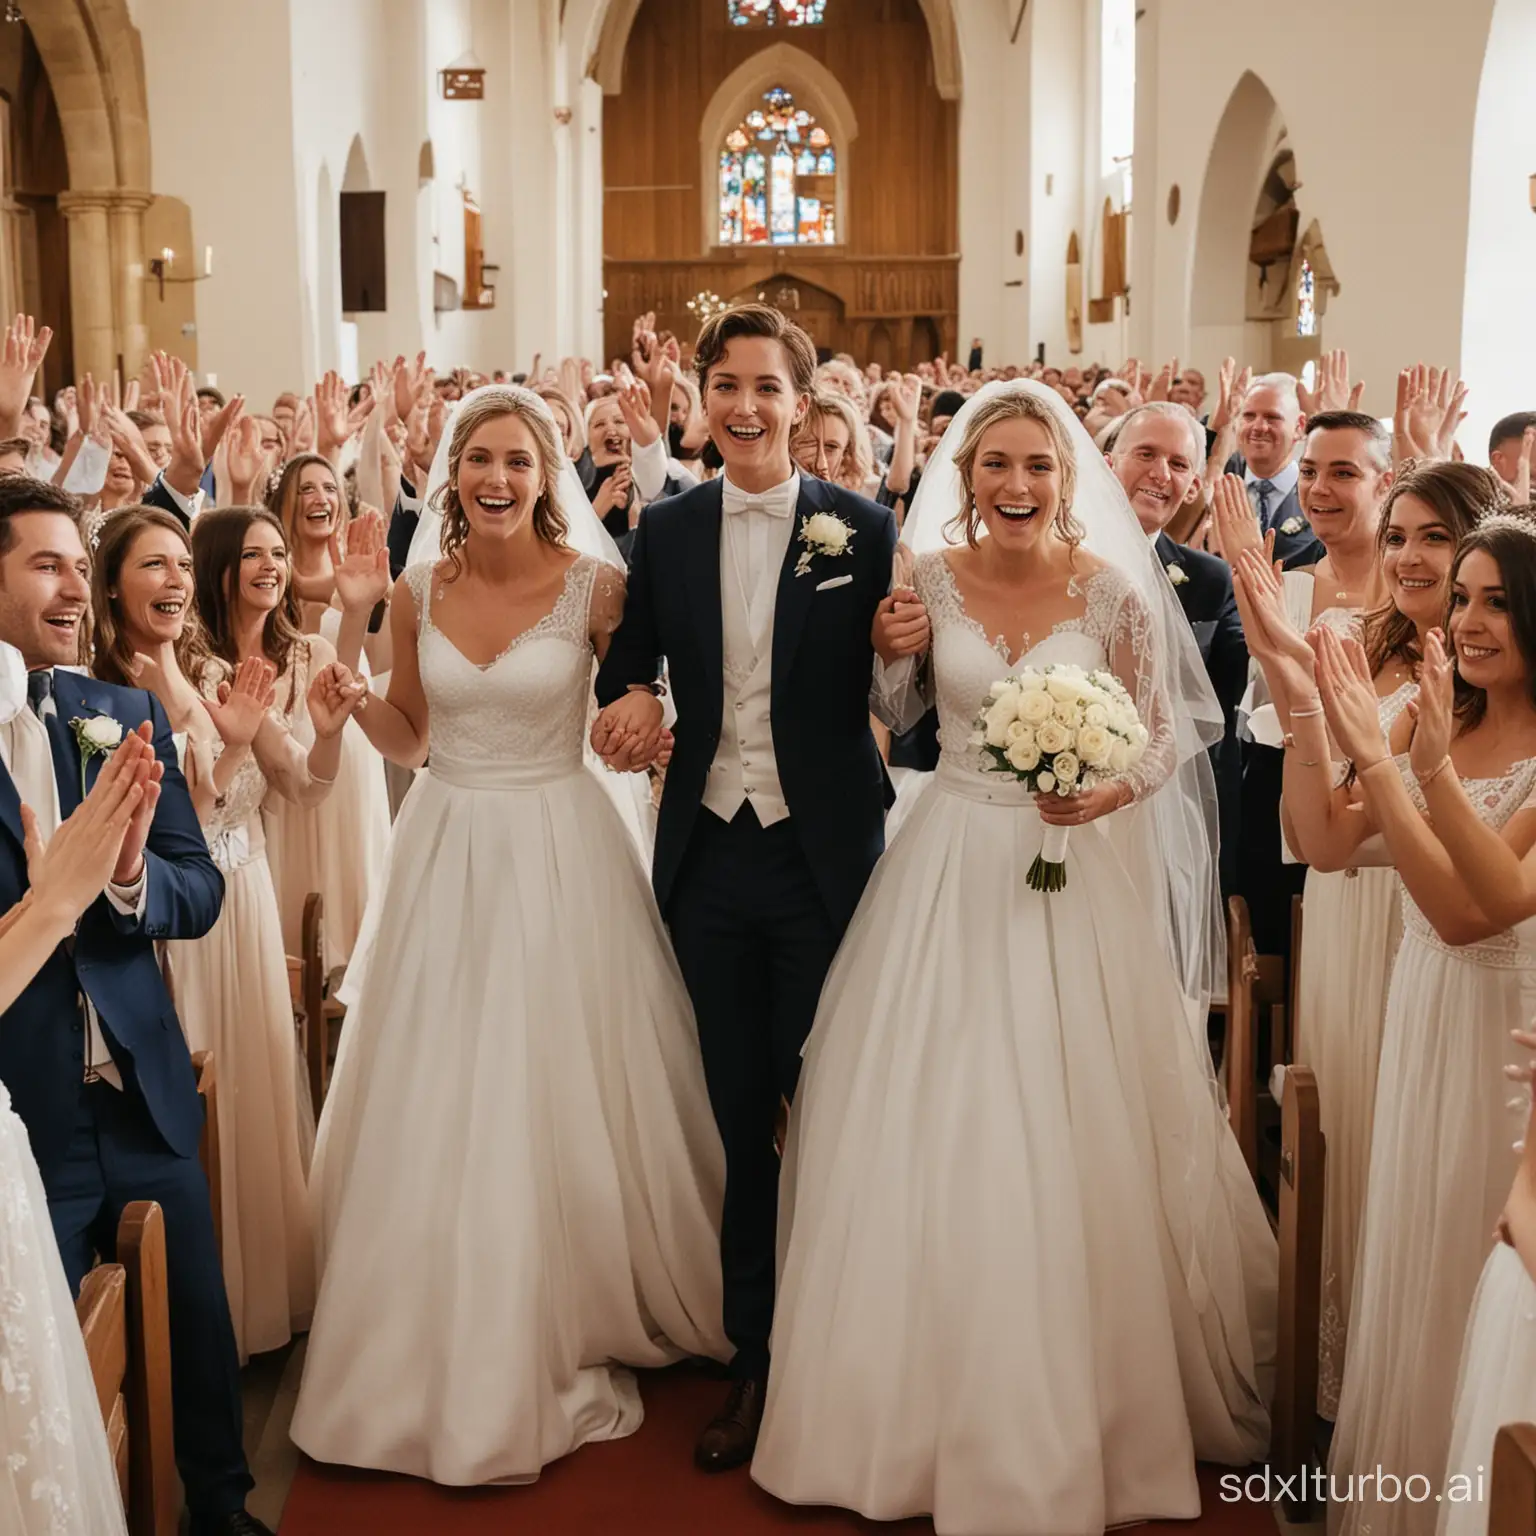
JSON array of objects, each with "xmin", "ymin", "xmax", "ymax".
[
  {"xmin": 0, "ymin": 1082, "xmax": 127, "ymax": 1535},
  {"xmin": 752, "ymin": 550, "xmax": 1277, "ymax": 1536},
  {"xmin": 292, "ymin": 553, "xmax": 728, "ymax": 1486},
  {"xmin": 1329, "ymin": 755, "xmax": 1536, "ymax": 1536}
]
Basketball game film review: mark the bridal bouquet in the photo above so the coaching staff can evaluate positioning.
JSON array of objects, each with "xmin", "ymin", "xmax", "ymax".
[{"xmin": 970, "ymin": 664, "xmax": 1149, "ymax": 892}]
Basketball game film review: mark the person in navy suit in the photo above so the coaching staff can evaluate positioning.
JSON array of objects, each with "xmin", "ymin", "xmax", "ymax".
[
  {"xmin": 592, "ymin": 305, "xmax": 925, "ymax": 1472},
  {"xmin": 1107, "ymin": 403, "xmax": 1248, "ymax": 894},
  {"xmin": 0, "ymin": 478, "xmax": 269, "ymax": 1536},
  {"xmin": 1222, "ymin": 372, "xmax": 1326, "ymax": 571}
]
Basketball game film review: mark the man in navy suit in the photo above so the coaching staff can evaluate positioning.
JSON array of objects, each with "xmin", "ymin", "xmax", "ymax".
[
  {"xmin": 593, "ymin": 305, "xmax": 923, "ymax": 1472},
  {"xmin": 1108, "ymin": 403, "xmax": 1247, "ymax": 893},
  {"xmin": 1224, "ymin": 372, "xmax": 1326, "ymax": 571},
  {"xmin": 0, "ymin": 478, "xmax": 268, "ymax": 1536}
]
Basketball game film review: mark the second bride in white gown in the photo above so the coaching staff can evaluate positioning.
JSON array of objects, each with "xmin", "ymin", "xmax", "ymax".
[
  {"xmin": 752, "ymin": 382, "xmax": 1277, "ymax": 1536},
  {"xmin": 290, "ymin": 386, "xmax": 728, "ymax": 1486}
]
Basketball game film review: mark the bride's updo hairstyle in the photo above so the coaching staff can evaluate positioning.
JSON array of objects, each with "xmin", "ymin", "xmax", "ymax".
[
  {"xmin": 1448, "ymin": 504, "xmax": 1536, "ymax": 730},
  {"xmin": 948, "ymin": 388, "xmax": 1084, "ymax": 551},
  {"xmin": 433, "ymin": 386, "xmax": 569, "ymax": 576}
]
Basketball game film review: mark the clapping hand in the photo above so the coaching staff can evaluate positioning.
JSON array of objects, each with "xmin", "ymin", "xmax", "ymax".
[
  {"xmin": 308, "ymin": 662, "xmax": 368, "ymax": 740},
  {"xmin": 590, "ymin": 689, "xmax": 665, "ymax": 772},
  {"xmin": 203, "ymin": 656, "xmax": 278, "ymax": 749},
  {"xmin": 21, "ymin": 731, "xmax": 156, "ymax": 932},
  {"xmin": 873, "ymin": 585, "xmax": 930, "ymax": 664},
  {"xmin": 1297, "ymin": 349, "xmax": 1363, "ymax": 417},
  {"xmin": 330, "ymin": 508, "xmax": 391, "ymax": 615},
  {"xmin": 1312, "ymin": 626, "xmax": 1389, "ymax": 769},
  {"xmin": 1232, "ymin": 548, "xmax": 1315, "ymax": 703},
  {"xmin": 1393, "ymin": 364, "xmax": 1468, "ymax": 466},
  {"xmin": 1406, "ymin": 627, "xmax": 1456, "ymax": 780},
  {"xmin": 1207, "ymin": 473, "xmax": 1270, "ymax": 565},
  {"xmin": 0, "ymin": 313, "xmax": 52, "ymax": 436},
  {"xmin": 99, "ymin": 722, "xmax": 164, "ymax": 886}
]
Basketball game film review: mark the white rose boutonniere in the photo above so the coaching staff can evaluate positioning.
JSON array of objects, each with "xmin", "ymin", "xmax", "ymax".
[
  {"xmin": 795, "ymin": 511, "xmax": 855, "ymax": 577},
  {"xmin": 70, "ymin": 713, "xmax": 123, "ymax": 798},
  {"xmin": 1166, "ymin": 562, "xmax": 1189, "ymax": 587},
  {"xmin": 1279, "ymin": 516, "xmax": 1305, "ymax": 536}
]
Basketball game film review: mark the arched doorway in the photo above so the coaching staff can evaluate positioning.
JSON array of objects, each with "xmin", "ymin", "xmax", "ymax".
[{"xmin": 3, "ymin": 0, "xmax": 152, "ymax": 383}]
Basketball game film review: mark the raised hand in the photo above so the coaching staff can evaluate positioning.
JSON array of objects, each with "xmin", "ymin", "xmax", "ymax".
[
  {"xmin": 308, "ymin": 661, "xmax": 368, "ymax": 740},
  {"xmin": 0, "ymin": 313, "xmax": 53, "ymax": 435},
  {"xmin": 224, "ymin": 412, "xmax": 268, "ymax": 502},
  {"xmin": 329, "ymin": 508, "xmax": 391, "ymax": 614},
  {"xmin": 106, "ymin": 721, "xmax": 165, "ymax": 885},
  {"xmin": 1298, "ymin": 349, "xmax": 1362, "ymax": 416},
  {"xmin": 314, "ymin": 370, "xmax": 350, "ymax": 458},
  {"xmin": 203, "ymin": 656, "xmax": 277, "ymax": 748},
  {"xmin": 872, "ymin": 586, "xmax": 930, "ymax": 664},
  {"xmin": 889, "ymin": 373, "xmax": 922, "ymax": 426},
  {"xmin": 1207, "ymin": 473, "xmax": 1264, "ymax": 564},
  {"xmin": 1406, "ymin": 626, "xmax": 1456, "ymax": 780},
  {"xmin": 613, "ymin": 369, "xmax": 659, "ymax": 449},
  {"xmin": 1496, "ymin": 426, "xmax": 1536, "ymax": 505},
  {"xmin": 1148, "ymin": 358, "xmax": 1178, "ymax": 402},
  {"xmin": 290, "ymin": 397, "xmax": 317, "ymax": 456},
  {"xmin": 1312, "ymin": 626, "xmax": 1388, "ymax": 768},
  {"xmin": 394, "ymin": 350, "xmax": 429, "ymax": 423}
]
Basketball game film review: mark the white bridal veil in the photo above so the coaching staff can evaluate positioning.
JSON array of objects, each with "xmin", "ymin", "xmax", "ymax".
[
  {"xmin": 902, "ymin": 379, "xmax": 1228, "ymax": 1028},
  {"xmin": 407, "ymin": 385, "xmax": 626, "ymax": 571}
]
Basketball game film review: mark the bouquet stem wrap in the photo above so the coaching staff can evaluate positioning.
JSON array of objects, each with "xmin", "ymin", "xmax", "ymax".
[{"xmin": 1028, "ymin": 823, "xmax": 1070, "ymax": 892}]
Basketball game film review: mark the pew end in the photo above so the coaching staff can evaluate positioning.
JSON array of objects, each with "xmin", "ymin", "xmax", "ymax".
[{"xmin": 1493, "ymin": 1423, "xmax": 1536, "ymax": 1536}]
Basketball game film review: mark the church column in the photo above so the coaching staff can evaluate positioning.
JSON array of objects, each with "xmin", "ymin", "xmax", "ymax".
[
  {"xmin": 57, "ymin": 191, "xmax": 118, "ymax": 380},
  {"xmin": 108, "ymin": 190, "xmax": 154, "ymax": 380}
]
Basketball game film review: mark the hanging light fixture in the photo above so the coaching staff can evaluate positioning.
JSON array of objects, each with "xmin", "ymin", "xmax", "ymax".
[{"xmin": 4, "ymin": 4, "xmax": 24, "ymax": 23}]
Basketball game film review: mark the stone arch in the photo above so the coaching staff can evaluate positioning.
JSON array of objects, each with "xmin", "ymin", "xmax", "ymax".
[
  {"xmin": 585, "ymin": 0, "xmax": 960, "ymax": 100},
  {"xmin": 697, "ymin": 42, "xmax": 859, "ymax": 251},
  {"xmin": 1188, "ymin": 69, "xmax": 1288, "ymax": 374},
  {"xmin": 20, "ymin": 0, "xmax": 153, "ymax": 378}
]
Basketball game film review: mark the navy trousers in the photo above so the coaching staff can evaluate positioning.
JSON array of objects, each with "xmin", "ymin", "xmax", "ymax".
[
  {"xmin": 667, "ymin": 803, "xmax": 845, "ymax": 1382},
  {"xmin": 48, "ymin": 1080, "xmax": 251, "ymax": 1518}
]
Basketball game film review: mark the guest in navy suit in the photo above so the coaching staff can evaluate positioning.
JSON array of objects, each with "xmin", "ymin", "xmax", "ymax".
[
  {"xmin": 593, "ymin": 305, "xmax": 923, "ymax": 1473},
  {"xmin": 1223, "ymin": 372, "xmax": 1325, "ymax": 571},
  {"xmin": 0, "ymin": 478, "xmax": 269, "ymax": 1536},
  {"xmin": 1107, "ymin": 403, "xmax": 1248, "ymax": 894}
]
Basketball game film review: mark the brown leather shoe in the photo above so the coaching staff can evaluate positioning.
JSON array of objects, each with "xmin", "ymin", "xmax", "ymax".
[{"xmin": 694, "ymin": 1376, "xmax": 765, "ymax": 1472}]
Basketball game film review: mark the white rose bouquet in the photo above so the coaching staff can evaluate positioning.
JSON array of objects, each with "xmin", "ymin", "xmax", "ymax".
[{"xmin": 968, "ymin": 663, "xmax": 1149, "ymax": 892}]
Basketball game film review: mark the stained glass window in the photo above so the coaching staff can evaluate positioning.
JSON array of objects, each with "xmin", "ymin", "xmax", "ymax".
[
  {"xmin": 1296, "ymin": 256, "xmax": 1317, "ymax": 337},
  {"xmin": 718, "ymin": 86, "xmax": 836, "ymax": 246},
  {"xmin": 728, "ymin": 0, "xmax": 827, "ymax": 25}
]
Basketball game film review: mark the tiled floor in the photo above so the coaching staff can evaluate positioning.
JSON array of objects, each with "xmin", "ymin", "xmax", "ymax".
[{"xmin": 240, "ymin": 1339, "xmax": 306, "ymax": 1528}]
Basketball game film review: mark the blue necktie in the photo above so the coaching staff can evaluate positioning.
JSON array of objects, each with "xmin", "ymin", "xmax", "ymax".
[
  {"xmin": 26, "ymin": 668, "xmax": 52, "ymax": 717},
  {"xmin": 1254, "ymin": 480, "xmax": 1276, "ymax": 528}
]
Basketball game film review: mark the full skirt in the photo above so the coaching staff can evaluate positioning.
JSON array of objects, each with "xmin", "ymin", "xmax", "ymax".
[
  {"xmin": 169, "ymin": 850, "xmax": 315, "ymax": 1362},
  {"xmin": 752, "ymin": 782, "xmax": 1277, "ymax": 1536},
  {"xmin": 291, "ymin": 765, "xmax": 728, "ymax": 1486},
  {"xmin": 1329, "ymin": 929, "xmax": 1536, "ymax": 1536},
  {"xmin": 1296, "ymin": 865, "xmax": 1400, "ymax": 1418}
]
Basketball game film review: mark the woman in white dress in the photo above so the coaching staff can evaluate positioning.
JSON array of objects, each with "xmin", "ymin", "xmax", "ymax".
[
  {"xmin": 165, "ymin": 507, "xmax": 360, "ymax": 1361},
  {"xmin": 264, "ymin": 456, "xmax": 391, "ymax": 971},
  {"xmin": 1224, "ymin": 461, "xmax": 1497, "ymax": 1416},
  {"xmin": 292, "ymin": 386, "xmax": 727, "ymax": 1486},
  {"xmin": 751, "ymin": 383, "xmax": 1277, "ymax": 1536},
  {"xmin": 1251, "ymin": 511, "xmax": 1536, "ymax": 1536},
  {"xmin": 0, "ymin": 644, "xmax": 150, "ymax": 1536}
]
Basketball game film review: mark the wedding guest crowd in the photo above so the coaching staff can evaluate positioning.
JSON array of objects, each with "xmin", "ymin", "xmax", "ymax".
[{"xmin": 2, "ymin": 291, "xmax": 1535, "ymax": 1536}]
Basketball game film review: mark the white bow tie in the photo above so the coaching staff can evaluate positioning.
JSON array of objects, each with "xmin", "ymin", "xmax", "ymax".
[{"xmin": 723, "ymin": 483, "xmax": 794, "ymax": 519}]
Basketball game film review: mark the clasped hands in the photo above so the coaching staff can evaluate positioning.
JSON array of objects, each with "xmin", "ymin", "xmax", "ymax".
[{"xmin": 591, "ymin": 690, "xmax": 672, "ymax": 774}]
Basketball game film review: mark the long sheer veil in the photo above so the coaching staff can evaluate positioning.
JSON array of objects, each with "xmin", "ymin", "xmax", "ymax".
[
  {"xmin": 902, "ymin": 379, "xmax": 1227, "ymax": 1035},
  {"xmin": 406, "ymin": 385, "xmax": 625, "ymax": 571}
]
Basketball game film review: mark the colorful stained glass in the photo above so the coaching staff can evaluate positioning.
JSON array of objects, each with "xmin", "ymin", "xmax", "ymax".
[
  {"xmin": 1296, "ymin": 256, "xmax": 1317, "ymax": 337},
  {"xmin": 718, "ymin": 85, "xmax": 836, "ymax": 246},
  {"xmin": 727, "ymin": 0, "xmax": 827, "ymax": 25}
]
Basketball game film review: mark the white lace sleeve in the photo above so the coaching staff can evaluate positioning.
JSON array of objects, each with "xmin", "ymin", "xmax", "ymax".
[
  {"xmin": 1105, "ymin": 576, "xmax": 1176, "ymax": 803},
  {"xmin": 588, "ymin": 558, "xmax": 627, "ymax": 642}
]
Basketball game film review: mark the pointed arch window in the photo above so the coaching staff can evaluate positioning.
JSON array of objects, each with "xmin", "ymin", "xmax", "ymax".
[
  {"xmin": 1296, "ymin": 255, "xmax": 1317, "ymax": 337},
  {"xmin": 718, "ymin": 86, "xmax": 836, "ymax": 245},
  {"xmin": 728, "ymin": 0, "xmax": 828, "ymax": 25}
]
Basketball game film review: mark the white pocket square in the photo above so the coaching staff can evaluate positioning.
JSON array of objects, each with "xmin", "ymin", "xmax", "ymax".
[{"xmin": 816, "ymin": 574, "xmax": 854, "ymax": 592}]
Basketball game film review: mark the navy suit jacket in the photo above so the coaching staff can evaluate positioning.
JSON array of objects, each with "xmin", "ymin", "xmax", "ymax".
[
  {"xmin": 1222, "ymin": 454, "xmax": 1326, "ymax": 571},
  {"xmin": 0, "ymin": 672, "xmax": 224, "ymax": 1177},
  {"xmin": 596, "ymin": 475, "xmax": 896, "ymax": 931}
]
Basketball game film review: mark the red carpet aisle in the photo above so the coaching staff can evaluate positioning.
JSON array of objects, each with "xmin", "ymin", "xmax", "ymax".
[{"xmin": 279, "ymin": 1366, "xmax": 1280, "ymax": 1534}]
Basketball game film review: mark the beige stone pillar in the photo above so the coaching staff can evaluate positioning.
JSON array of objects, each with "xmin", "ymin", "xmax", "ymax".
[
  {"xmin": 108, "ymin": 191, "xmax": 153, "ymax": 381},
  {"xmin": 57, "ymin": 191, "xmax": 118, "ymax": 381}
]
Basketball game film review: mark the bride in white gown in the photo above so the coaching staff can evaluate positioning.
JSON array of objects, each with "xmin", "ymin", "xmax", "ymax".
[
  {"xmin": 290, "ymin": 387, "xmax": 728, "ymax": 1486},
  {"xmin": 752, "ymin": 383, "xmax": 1277, "ymax": 1536}
]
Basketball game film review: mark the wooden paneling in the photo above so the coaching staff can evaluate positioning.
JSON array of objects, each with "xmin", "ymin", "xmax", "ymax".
[
  {"xmin": 339, "ymin": 190, "xmax": 387, "ymax": 313},
  {"xmin": 603, "ymin": 0, "xmax": 957, "ymax": 363}
]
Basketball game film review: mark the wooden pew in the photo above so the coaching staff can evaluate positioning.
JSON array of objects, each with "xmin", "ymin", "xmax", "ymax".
[
  {"xmin": 1225, "ymin": 894, "xmax": 1287, "ymax": 1186},
  {"xmin": 288, "ymin": 891, "xmax": 345, "ymax": 1113},
  {"xmin": 1491, "ymin": 1423, "xmax": 1536, "ymax": 1536},
  {"xmin": 76, "ymin": 1200, "xmax": 178, "ymax": 1535},
  {"xmin": 191, "ymin": 1050, "xmax": 220, "ymax": 1262},
  {"xmin": 1272, "ymin": 1063, "xmax": 1325, "ymax": 1521}
]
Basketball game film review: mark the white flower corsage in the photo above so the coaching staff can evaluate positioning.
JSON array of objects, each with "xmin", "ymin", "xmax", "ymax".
[
  {"xmin": 794, "ymin": 511, "xmax": 855, "ymax": 577},
  {"xmin": 70, "ymin": 713, "xmax": 123, "ymax": 798},
  {"xmin": 1279, "ymin": 516, "xmax": 1305, "ymax": 536},
  {"xmin": 1166, "ymin": 563, "xmax": 1189, "ymax": 587}
]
